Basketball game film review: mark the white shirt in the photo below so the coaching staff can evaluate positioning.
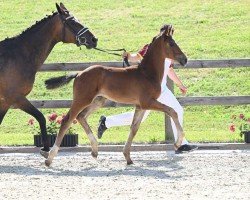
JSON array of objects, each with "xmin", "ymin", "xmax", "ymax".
[{"xmin": 161, "ymin": 58, "xmax": 172, "ymax": 92}]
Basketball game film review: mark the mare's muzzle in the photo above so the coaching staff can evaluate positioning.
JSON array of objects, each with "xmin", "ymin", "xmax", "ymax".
[{"xmin": 76, "ymin": 27, "xmax": 98, "ymax": 48}]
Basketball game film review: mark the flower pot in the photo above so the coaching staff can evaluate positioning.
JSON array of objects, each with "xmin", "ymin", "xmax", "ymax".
[
  {"xmin": 34, "ymin": 134, "xmax": 78, "ymax": 147},
  {"xmin": 60, "ymin": 134, "xmax": 79, "ymax": 147},
  {"xmin": 243, "ymin": 131, "xmax": 250, "ymax": 143}
]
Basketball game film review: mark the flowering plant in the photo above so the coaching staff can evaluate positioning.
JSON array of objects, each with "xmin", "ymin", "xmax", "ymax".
[
  {"xmin": 229, "ymin": 114, "xmax": 250, "ymax": 137},
  {"xmin": 28, "ymin": 112, "xmax": 77, "ymax": 135}
]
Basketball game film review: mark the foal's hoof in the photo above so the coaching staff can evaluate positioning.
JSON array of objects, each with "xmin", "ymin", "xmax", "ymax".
[
  {"xmin": 40, "ymin": 149, "xmax": 49, "ymax": 159},
  {"xmin": 45, "ymin": 159, "xmax": 52, "ymax": 167},
  {"xmin": 173, "ymin": 143, "xmax": 180, "ymax": 151},
  {"xmin": 91, "ymin": 151, "xmax": 98, "ymax": 158}
]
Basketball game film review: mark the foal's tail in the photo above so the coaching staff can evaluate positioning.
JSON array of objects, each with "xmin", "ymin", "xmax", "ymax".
[{"xmin": 45, "ymin": 73, "xmax": 78, "ymax": 89}]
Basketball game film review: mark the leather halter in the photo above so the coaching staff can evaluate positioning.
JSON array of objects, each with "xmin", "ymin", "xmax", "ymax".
[{"xmin": 60, "ymin": 15, "xmax": 89, "ymax": 46}]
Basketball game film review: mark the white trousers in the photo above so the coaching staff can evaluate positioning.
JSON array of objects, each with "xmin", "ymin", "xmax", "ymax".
[{"xmin": 105, "ymin": 87, "xmax": 188, "ymax": 145}]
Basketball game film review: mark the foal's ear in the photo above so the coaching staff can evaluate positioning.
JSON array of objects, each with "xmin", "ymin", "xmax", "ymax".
[{"xmin": 163, "ymin": 25, "xmax": 174, "ymax": 37}]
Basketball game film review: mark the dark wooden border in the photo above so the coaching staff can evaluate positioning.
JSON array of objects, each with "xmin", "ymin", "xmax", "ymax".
[
  {"xmin": 39, "ymin": 59, "xmax": 250, "ymax": 71},
  {"xmin": 15, "ymin": 59, "xmax": 250, "ymax": 142}
]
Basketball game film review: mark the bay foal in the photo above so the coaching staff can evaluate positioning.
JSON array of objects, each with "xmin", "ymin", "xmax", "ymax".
[
  {"xmin": 45, "ymin": 25, "xmax": 187, "ymax": 166},
  {"xmin": 0, "ymin": 3, "xmax": 97, "ymax": 154}
]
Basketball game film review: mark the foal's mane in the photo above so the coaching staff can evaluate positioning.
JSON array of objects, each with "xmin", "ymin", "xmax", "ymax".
[
  {"xmin": 1, "ymin": 12, "xmax": 58, "ymax": 43},
  {"xmin": 137, "ymin": 35, "xmax": 158, "ymax": 69}
]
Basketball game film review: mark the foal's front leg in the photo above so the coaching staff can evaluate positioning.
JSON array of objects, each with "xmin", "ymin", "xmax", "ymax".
[
  {"xmin": 142, "ymin": 99, "xmax": 184, "ymax": 149},
  {"xmin": 123, "ymin": 108, "xmax": 145, "ymax": 165}
]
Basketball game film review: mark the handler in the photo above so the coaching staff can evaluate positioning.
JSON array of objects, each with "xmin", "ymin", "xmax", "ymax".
[{"xmin": 98, "ymin": 25, "xmax": 197, "ymax": 154}]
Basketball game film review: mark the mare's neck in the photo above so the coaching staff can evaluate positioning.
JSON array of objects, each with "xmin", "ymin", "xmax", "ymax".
[
  {"xmin": 140, "ymin": 41, "xmax": 166, "ymax": 83},
  {"xmin": 19, "ymin": 14, "xmax": 63, "ymax": 70}
]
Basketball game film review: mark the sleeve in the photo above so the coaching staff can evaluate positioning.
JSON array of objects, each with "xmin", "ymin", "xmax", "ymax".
[
  {"xmin": 137, "ymin": 44, "xmax": 149, "ymax": 58},
  {"xmin": 170, "ymin": 60, "xmax": 174, "ymax": 68}
]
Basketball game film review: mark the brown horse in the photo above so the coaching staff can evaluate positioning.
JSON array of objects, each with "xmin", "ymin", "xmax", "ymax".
[
  {"xmin": 0, "ymin": 3, "xmax": 98, "ymax": 154},
  {"xmin": 44, "ymin": 25, "xmax": 187, "ymax": 166}
]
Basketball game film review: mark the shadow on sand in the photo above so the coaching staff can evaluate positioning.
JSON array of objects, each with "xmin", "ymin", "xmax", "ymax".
[{"xmin": 0, "ymin": 152, "xmax": 186, "ymax": 180}]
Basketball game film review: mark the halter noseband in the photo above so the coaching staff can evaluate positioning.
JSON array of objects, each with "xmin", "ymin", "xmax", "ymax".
[{"xmin": 60, "ymin": 15, "xmax": 89, "ymax": 46}]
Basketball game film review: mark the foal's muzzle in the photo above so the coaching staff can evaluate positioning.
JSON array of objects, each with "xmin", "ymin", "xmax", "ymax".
[{"xmin": 178, "ymin": 55, "xmax": 188, "ymax": 66}]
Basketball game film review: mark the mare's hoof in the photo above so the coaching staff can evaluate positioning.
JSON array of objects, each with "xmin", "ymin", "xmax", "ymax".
[
  {"xmin": 127, "ymin": 160, "xmax": 134, "ymax": 165},
  {"xmin": 45, "ymin": 159, "xmax": 52, "ymax": 167},
  {"xmin": 91, "ymin": 151, "xmax": 98, "ymax": 158},
  {"xmin": 40, "ymin": 149, "xmax": 49, "ymax": 159}
]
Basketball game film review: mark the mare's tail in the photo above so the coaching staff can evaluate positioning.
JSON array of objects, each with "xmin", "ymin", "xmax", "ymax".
[{"xmin": 45, "ymin": 73, "xmax": 78, "ymax": 89}]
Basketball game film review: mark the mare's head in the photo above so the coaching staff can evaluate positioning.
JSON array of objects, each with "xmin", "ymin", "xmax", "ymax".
[
  {"xmin": 56, "ymin": 3, "xmax": 98, "ymax": 48},
  {"xmin": 155, "ymin": 24, "xmax": 187, "ymax": 66}
]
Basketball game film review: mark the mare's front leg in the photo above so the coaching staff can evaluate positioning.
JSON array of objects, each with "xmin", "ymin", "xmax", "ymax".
[
  {"xmin": 76, "ymin": 96, "xmax": 108, "ymax": 158},
  {"xmin": 123, "ymin": 107, "xmax": 145, "ymax": 165},
  {"xmin": 142, "ymin": 99, "xmax": 184, "ymax": 149},
  {"xmin": 14, "ymin": 97, "xmax": 50, "ymax": 156}
]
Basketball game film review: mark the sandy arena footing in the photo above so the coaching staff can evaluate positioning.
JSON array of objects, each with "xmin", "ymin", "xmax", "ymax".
[{"xmin": 0, "ymin": 150, "xmax": 249, "ymax": 200}]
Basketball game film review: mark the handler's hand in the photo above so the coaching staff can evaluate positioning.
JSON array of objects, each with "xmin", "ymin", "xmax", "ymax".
[
  {"xmin": 122, "ymin": 51, "xmax": 130, "ymax": 59},
  {"xmin": 179, "ymin": 85, "xmax": 187, "ymax": 95}
]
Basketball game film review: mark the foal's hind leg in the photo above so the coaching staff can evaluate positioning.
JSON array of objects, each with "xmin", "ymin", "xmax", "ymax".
[
  {"xmin": 143, "ymin": 99, "xmax": 184, "ymax": 149},
  {"xmin": 82, "ymin": 96, "xmax": 108, "ymax": 118},
  {"xmin": 123, "ymin": 107, "xmax": 145, "ymax": 165},
  {"xmin": 77, "ymin": 112, "xmax": 98, "ymax": 158},
  {"xmin": 45, "ymin": 100, "xmax": 90, "ymax": 166},
  {"xmin": 76, "ymin": 96, "xmax": 108, "ymax": 158}
]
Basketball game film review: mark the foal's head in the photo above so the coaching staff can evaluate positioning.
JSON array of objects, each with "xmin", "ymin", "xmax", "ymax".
[
  {"xmin": 56, "ymin": 3, "xmax": 98, "ymax": 48},
  {"xmin": 156, "ymin": 24, "xmax": 187, "ymax": 66}
]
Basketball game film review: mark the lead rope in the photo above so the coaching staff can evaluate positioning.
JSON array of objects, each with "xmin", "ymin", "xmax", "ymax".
[{"xmin": 93, "ymin": 47, "xmax": 131, "ymax": 67}]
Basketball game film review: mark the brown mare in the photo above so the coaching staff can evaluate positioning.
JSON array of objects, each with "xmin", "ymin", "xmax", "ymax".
[
  {"xmin": 0, "ymin": 3, "xmax": 97, "ymax": 154},
  {"xmin": 44, "ymin": 25, "xmax": 187, "ymax": 166}
]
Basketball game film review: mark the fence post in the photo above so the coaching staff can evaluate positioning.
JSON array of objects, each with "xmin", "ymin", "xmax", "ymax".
[{"xmin": 165, "ymin": 78, "xmax": 174, "ymax": 142}]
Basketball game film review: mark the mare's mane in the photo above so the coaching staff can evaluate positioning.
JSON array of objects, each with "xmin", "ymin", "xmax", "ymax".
[{"xmin": 0, "ymin": 12, "xmax": 58, "ymax": 44}]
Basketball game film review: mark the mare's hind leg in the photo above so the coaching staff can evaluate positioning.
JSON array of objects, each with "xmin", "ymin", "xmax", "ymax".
[
  {"xmin": 77, "ymin": 96, "xmax": 108, "ymax": 158},
  {"xmin": 15, "ymin": 97, "xmax": 50, "ymax": 155},
  {"xmin": 123, "ymin": 107, "xmax": 145, "ymax": 165},
  {"xmin": 0, "ymin": 106, "xmax": 9, "ymax": 125},
  {"xmin": 142, "ymin": 99, "xmax": 184, "ymax": 149}
]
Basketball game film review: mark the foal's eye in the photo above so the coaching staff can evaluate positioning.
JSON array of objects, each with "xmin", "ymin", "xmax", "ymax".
[{"xmin": 169, "ymin": 40, "xmax": 175, "ymax": 47}]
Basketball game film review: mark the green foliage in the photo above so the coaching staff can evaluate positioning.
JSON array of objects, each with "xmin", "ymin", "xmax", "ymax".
[
  {"xmin": 0, "ymin": 0, "xmax": 249, "ymax": 145},
  {"xmin": 229, "ymin": 114, "xmax": 250, "ymax": 137},
  {"xmin": 27, "ymin": 112, "xmax": 77, "ymax": 135}
]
